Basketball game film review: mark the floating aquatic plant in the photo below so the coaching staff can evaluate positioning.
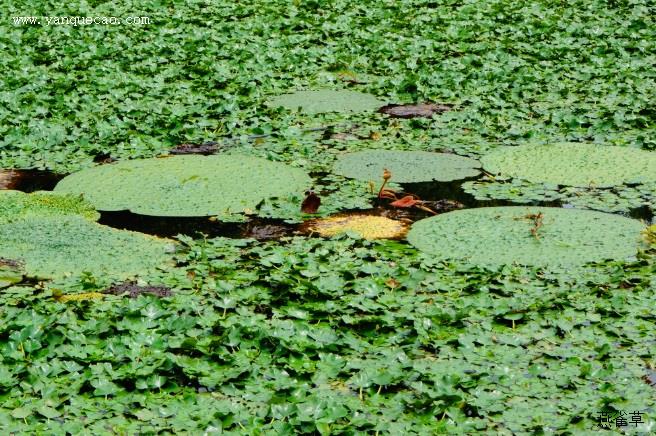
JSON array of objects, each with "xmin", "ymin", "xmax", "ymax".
[
  {"xmin": 463, "ymin": 178, "xmax": 656, "ymax": 214},
  {"xmin": 333, "ymin": 150, "xmax": 481, "ymax": 183},
  {"xmin": 0, "ymin": 215, "xmax": 174, "ymax": 279},
  {"xmin": 407, "ymin": 207, "xmax": 645, "ymax": 267},
  {"xmin": 54, "ymin": 155, "xmax": 312, "ymax": 220},
  {"xmin": 267, "ymin": 90, "xmax": 385, "ymax": 114},
  {"xmin": 303, "ymin": 213, "xmax": 408, "ymax": 240},
  {"xmin": 481, "ymin": 143, "xmax": 656, "ymax": 188},
  {"xmin": 0, "ymin": 191, "xmax": 173, "ymax": 279},
  {"xmin": 0, "ymin": 190, "xmax": 99, "ymax": 222}
]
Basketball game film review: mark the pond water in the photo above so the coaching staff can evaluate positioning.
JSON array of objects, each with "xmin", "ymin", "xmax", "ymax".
[{"xmin": 0, "ymin": 169, "xmax": 64, "ymax": 192}]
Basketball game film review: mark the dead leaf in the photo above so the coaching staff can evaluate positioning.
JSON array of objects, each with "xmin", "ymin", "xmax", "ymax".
[
  {"xmin": 369, "ymin": 131, "xmax": 382, "ymax": 140},
  {"xmin": 378, "ymin": 102, "xmax": 453, "ymax": 118},
  {"xmin": 301, "ymin": 190, "xmax": 321, "ymax": 213},
  {"xmin": 385, "ymin": 278, "xmax": 400, "ymax": 289},
  {"xmin": 390, "ymin": 195, "xmax": 420, "ymax": 208}
]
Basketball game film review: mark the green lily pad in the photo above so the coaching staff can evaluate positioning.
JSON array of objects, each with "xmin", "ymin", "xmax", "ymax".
[
  {"xmin": 333, "ymin": 150, "xmax": 481, "ymax": 183},
  {"xmin": 481, "ymin": 143, "xmax": 656, "ymax": 188},
  {"xmin": 267, "ymin": 90, "xmax": 384, "ymax": 114},
  {"xmin": 0, "ymin": 215, "xmax": 173, "ymax": 279},
  {"xmin": 407, "ymin": 207, "xmax": 645, "ymax": 268},
  {"xmin": 0, "ymin": 190, "xmax": 99, "ymax": 223},
  {"xmin": 54, "ymin": 155, "xmax": 312, "ymax": 220},
  {"xmin": 0, "ymin": 191, "xmax": 173, "ymax": 279}
]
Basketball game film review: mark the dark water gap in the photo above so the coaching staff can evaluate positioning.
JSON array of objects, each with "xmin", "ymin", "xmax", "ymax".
[
  {"xmin": 98, "ymin": 212, "xmax": 299, "ymax": 240},
  {"xmin": 0, "ymin": 169, "xmax": 65, "ymax": 192}
]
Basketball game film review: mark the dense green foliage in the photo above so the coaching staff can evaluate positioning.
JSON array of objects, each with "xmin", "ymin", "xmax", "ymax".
[
  {"xmin": 463, "ymin": 178, "xmax": 656, "ymax": 214},
  {"xmin": 334, "ymin": 150, "xmax": 481, "ymax": 183},
  {"xmin": 1, "ymin": 237, "xmax": 655, "ymax": 433},
  {"xmin": 54, "ymin": 155, "xmax": 312, "ymax": 219},
  {"xmin": 407, "ymin": 207, "xmax": 646, "ymax": 267},
  {"xmin": 2, "ymin": 0, "xmax": 654, "ymax": 174},
  {"xmin": 1, "ymin": 0, "xmax": 656, "ymax": 433}
]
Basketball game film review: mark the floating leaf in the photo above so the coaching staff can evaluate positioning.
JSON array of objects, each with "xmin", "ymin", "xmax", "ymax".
[
  {"xmin": 481, "ymin": 143, "xmax": 656, "ymax": 188},
  {"xmin": 0, "ymin": 215, "xmax": 173, "ymax": 279},
  {"xmin": 303, "ymin": 213, "xmax": 407, "ymax": 239},
  {"xmin": 407, "ymin": 207, "xmax": 646, "ymax": 267},
  {"xmin": 334, "ymin": 150, "xmax": 481, "ymax": 183},
  {"xmin": 0, "ymin": 190, "xmax": 99, "ymax": 223},
  {"xmin": 267, "ymin": 90, "xmax": 384, "ymax": 114},
  {"xmin": 0, "ymin": 191, "xmax": 172, "ymax": 279},
  {"xmin": 54, "ymin": 155, "xmax": 311, "ymax": 220}
]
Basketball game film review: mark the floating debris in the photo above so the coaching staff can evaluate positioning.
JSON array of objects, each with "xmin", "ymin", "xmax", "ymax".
[
  {"xmin": 378, "ymin": 102, "xmax": 453, "ymax": 118},
  {"xmin": 302, "ymin": 213, "xmax": 408, "ymax": 240},
  {"xmin": 170, "ymin": 141, "xmax": 222, "ymax": 155},
  {"xmin": 105, "ymin": 281, "xmax": 173, "ymax": 298}
]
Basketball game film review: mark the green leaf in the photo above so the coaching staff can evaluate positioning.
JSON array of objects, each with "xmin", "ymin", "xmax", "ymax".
[
  {"xmin": 91, "ymin": 377, "xmax": 120, "ymax": 396},
  {"xmin": 268, "ymin": 90, "xmax": 384, "ymax": 114},
  {"xmin": 334, "ymin": 150, "xmax": 481, "ymax": 183},
  {"xmin": 36, "ymin": 406, "xmax": 61, "ymax": 419},
  {"xmin": 482, "ymin": 143, "xmax": 656, "ymax": 188},
  {"xmin": 11, "ymin": 407, "xmax": 32, "ymax": 419},
  {"xmin": 54, "ymin": 155, "xmax": 312, "ymax": 220},
  {"xmin": 0, "ymin": 215, "xmax": 173, "ymax": 279},
  {"xmin": 407, "ymin": 207, "xmax": 646, "ymax": 267}
]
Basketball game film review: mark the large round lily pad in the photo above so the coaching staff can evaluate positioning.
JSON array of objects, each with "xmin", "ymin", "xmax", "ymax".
[
  {"xmin": 481, "ymin": 143, "xmax": 656, "ymax": 188},
  {"xmin": 333, "ymin": 150, "xmax": 481, "ymax": 183},
  {"xmin": 0, "ymin": 190, "xmax": 99, "ymax": 222},
  {"xmin": 0, "ymin": 191, "xmax": 173, "ymax": 279},
  {"xmin": 0, "ymin": 214, "xmax": 173, "ymax": 279},
  {"xmin": 407, "ymin": 207, "xmax": 645, "ymax": 267},
  {"xmin": 54, "ymin": 155, "xmax": 312, "ymax": 219},
  {"xmin": 267, "ymin": 90, "xmax": 384, "ymax": 114}
]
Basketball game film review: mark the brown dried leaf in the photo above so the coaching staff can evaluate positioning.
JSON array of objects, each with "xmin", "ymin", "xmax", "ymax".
[
  {"xmin": 378, "ymin": 102, "xmax": 453, "ymax": 119},
  {"xmin": 390, "ymin": 195, "xmax": 420, "ymax": 208},
  {"xmin": 301, "ymin": 191, "xmax": 321, "ymax": 213}
]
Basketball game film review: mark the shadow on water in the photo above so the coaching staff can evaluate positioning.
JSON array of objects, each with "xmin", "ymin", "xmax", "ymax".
[
  {"xmin": 627, "ymin": 205, "xmax": 654, "ymax": 224},
  {"xmin": 0, "ymin": 170, "xmax": 64, "ymax": 192},
  {"xmin": 98, "ymin": 211, "xmax": 298, "ymax": 240}
]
